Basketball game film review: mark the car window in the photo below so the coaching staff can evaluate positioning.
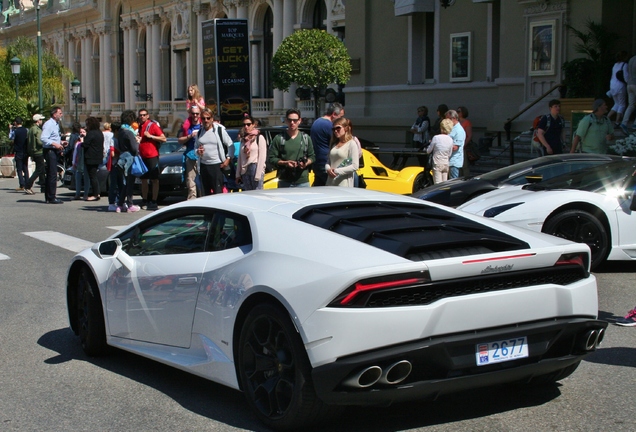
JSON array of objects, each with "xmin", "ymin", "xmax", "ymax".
[
  {"xmin": 505, "ymin": 161, "xmax": 608, "ymax": 186},
  {"xmin": 120, "ymin": 214, "xmax": 212, "ymax": 256},
  {"xmin": 208, "ymin": 212, "xmax": 252, "ymax": 252}
]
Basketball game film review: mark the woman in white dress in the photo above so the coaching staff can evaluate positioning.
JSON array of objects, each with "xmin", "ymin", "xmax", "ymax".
[
  {"xmin": 426, "ymin": 118, "xmax": 454, "ymax": 184},
  {"xmin": 326, "ymin": 117, "xmax": 359, "ymax": 187}
]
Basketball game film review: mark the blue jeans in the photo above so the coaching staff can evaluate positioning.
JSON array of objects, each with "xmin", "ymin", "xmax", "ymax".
[
  {"xmin": 449, "ymin": 166, "xmax": 461, "ymax": 179},
  {"xmin": 14, "ymin": 153, "xmax": 29, "ymax": 188},
  {"xmin": 74, "ymin": 168, "xmax": 89, "ymax": 199},
  {"xmin": 108, "ymin": 167, "xmax": 120, "ymax": 205}
]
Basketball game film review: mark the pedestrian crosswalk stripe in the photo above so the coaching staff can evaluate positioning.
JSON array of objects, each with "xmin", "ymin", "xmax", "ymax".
[
  {"xmin": 0, "ymin": 253, "xmax": 9, "ymax": 260},
  {"xmin": 23, "ymin": 231, "xmax": 94, "ymax": 253}
]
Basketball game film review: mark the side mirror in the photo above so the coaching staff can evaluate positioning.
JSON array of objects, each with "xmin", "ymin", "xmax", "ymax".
[{"xmin": 91, "ymin": 239, "xmax": 135, "ymax": 272}]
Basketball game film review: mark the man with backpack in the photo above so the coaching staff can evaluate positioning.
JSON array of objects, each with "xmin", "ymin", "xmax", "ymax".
[
  {"xmin": 268, "ymin": 108, "xmax": 315, "ymax": 188},
  {"xmin": 535, "ymin": 99, "xmax": 566, "ymax": 156},
  {"xmin": 570, "ymin": 99, "xmax": 614, "ymax": 154}
]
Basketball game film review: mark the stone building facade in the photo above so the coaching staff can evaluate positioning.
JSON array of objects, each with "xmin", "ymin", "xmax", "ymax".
[{"xmin": 2, "ymin": 0, "xmax": 635, "ymax": 144}]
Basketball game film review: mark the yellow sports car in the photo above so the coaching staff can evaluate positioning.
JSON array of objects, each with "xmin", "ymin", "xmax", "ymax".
[{"xmin": 264, "ymin": 148, "xmax": 428, "ymax": 194}]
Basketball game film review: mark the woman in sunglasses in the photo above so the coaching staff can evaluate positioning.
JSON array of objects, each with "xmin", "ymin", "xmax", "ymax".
[
  {"xmin": 236, "ymin": 114, "xmax": 267, "ymax": 190},
  {"xmin": 325, "ymin": 117, "xmax": 359, "ymax": 187}
]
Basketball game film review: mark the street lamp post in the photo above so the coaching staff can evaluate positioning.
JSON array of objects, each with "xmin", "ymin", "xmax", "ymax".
[
  {"xmin": 71, "ymin": 79, "xmax": 81, "ymax": 123},
  {"xmin": 133, "ymin": 79, "xmax": 153, "ymax": 101},
  {"xmin": 10, "ymin": 57, "xmax": 21, "ymax": 100},
  {"xmin": 35, "ymin": 0, "xmax": 43, "ymax": 111}
]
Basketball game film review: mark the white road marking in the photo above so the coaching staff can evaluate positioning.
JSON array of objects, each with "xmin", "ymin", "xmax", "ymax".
[
  {"xmin": 0, "ymin": 253, "xmax": 9, "ymax": 260},
  {"xmin": 107, "ymin": 226, "xmax": 129, "ymax": 231},
  {"xmin": 22, "ymin": 231, "xmax": 94, "ymax": 253}
]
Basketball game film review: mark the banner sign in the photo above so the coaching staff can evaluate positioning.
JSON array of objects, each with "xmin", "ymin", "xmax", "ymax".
[{"xmin": 201, "ymin": 19, "xmax": 251, "ymax": 128}]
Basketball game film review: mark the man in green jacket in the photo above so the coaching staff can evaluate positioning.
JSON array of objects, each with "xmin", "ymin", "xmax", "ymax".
[
  {"xmin": 268, "ymin": 108, "xmax": 315, "ymax": 187},
  {"xmin": 24, "ymin": 114, "xmax": 45, "ymax": 195}
]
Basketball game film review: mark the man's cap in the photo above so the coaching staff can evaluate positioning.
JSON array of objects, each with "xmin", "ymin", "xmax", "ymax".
[
  {"xmin": 592, "ymin": 99, "xmax": 605, "ymax": 112},
  {"xmin": 32, "ymin": 114, "xmax": 45, "ymax": 121}
]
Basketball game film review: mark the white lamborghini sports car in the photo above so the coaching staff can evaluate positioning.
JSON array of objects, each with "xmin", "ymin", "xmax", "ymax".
[
  {"xmin": 459, "ymin": 158, "xmax": 636, "ymax": 271},
  {"xmin": 66, "ymin": 188, "xmax": 606, "ymax": 430}
]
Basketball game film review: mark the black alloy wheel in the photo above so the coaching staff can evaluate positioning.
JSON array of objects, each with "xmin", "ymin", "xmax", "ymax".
[
  {"xmin": 237, "ymin": 303, "xmax": 329, "ymax": 430},
  {"xmin": 542, "ymin": 210, "xmax": 609, "ymax": 271},
  {"xmin": 76, "ymin": 268, "xmax": 108, "ymax": 356}
]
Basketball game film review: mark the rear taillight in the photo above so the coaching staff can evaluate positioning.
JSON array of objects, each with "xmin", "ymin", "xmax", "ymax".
[
  {"xmin": 329, "ymin": 271, "xmax": 430, "ymax": 307},
  {"xmin": 555, "ymin": 252, "xmax": 589, "ymax": 273}
]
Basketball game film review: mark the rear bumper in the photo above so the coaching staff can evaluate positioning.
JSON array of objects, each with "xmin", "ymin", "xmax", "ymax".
[{"xmin": 311, "ymin": 317, "xmax": 607, "ymax": 406}]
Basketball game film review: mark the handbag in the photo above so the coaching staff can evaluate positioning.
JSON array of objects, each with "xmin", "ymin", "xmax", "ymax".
[{"xmin": 131, "ymin": 155, "xmax": 148, "ymax": 177}]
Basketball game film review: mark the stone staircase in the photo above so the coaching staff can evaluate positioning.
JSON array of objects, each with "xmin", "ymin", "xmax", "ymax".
[{"xmin": 469, "ymin": 120, "xmax": 631, "ymax": 176}]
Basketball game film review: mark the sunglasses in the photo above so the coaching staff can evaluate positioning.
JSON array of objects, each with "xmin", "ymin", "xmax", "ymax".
[
  {"xmin": 243, "ymin": 122, "xmax": 253, "ymax": 126},
  {"xmin": 286, "ymin": 118, "xmax": 300, "ymax": 123},
  {"xmin": 192, "ymin": 112, "xmax": 200, "ymax": 116},
  {"xmin": 332, "ymin": 126, "xmax": 344, "ymax": 132},
  {"xmin": 201, "ymin": 116, "xmax": 212, "ymax": 120}
]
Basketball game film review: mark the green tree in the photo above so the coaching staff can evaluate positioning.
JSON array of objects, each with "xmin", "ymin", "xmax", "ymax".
[
  {"xmin": 563, "ymin": 20, "xmax": 617, "ymax": 98},
  {"xmin": 272, "ymin": 29, "xmax": 351, "ymax": 118},
  {"xmin": 0, "ymin": 37, "xmax": 72, "ymax": 127}
]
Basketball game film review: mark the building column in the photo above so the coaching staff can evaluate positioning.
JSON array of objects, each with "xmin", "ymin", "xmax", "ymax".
[
  {"xmin": 236, "ymin": 0, "xmax": 248, "ymax": 19},
  {"xmin": 250, "ymin": 42, "xmax": 261, "ymax": 98},
  {"xmin": 103, "ymin": 29, "xmax": 113, "ymax": 111},
  {"xmin": 282, "ymin": 0, "xmax": 296, "ymax": 110},
  {"xmin": 272, "ymin": 0, "xmax": 283, "ymax": 110},
  {"xmin": 66, "ymin": 35, "xmax": 76, "ymax": 105},
  {"xmin": 127, "ymin": 21, "xmax": 138, "ymax": 110},
  {"xmin": 81, "ymin": 31, "xmax": 94, "ymax": 106},
  {"xmin": 151, "ymin": 16, "xmax": 161, "ymax": 108}
]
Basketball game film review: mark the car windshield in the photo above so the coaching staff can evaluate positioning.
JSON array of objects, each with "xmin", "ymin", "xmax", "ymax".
[
  {"xmin": 523, "ymin": 160, "xmax": 636, "ymax": 193},
  {"xmin": 478, "ymin": 158, "xmax": 552, "ymax": 182}
]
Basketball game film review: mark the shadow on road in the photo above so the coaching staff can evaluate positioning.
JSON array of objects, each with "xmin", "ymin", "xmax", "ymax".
[{"xmin": 38, "ymin": 327, "xmax": 567, "ymax": 431}]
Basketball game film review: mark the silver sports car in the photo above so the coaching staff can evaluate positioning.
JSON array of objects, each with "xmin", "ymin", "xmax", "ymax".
[{"xmin": 66, "ymin": 188, "xmax": 606, "ymax": 430}]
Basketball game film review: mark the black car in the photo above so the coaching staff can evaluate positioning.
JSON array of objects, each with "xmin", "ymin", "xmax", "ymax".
[
  {"xmin": 135, "ymin": 130, "xmax": 241, "ymax": 199},
  {"xmin": 411, "ymin": 153, "xmax": 621, "ymax": 207}
]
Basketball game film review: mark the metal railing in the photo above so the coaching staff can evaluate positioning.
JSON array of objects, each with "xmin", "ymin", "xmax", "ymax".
[{"xmin": 502, "ymin": 83, "xmax": 564, "ymax": 165}]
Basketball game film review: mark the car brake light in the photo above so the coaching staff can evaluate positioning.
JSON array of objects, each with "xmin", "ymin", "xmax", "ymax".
[
  {"xmin": 555, "ymin": 252, "xmax": 589, "ymax": 271},
  {"xmin": 329, "ymin": 271, "xmax": 430, "ymax": 307}
]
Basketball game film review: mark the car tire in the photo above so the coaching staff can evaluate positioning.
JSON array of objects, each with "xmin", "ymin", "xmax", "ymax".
[
  {"xmin": 76, "ymin": 268, "xmax": 108, "ymax": 356},
  {"xmin": 542, "ymin": 209, "xmax": 609, "ymax": 270},
  {"xmin": 412, "ymin": 172, "xmax": 431, "ymax": 193},
  {"xmin": 237, "ymin": 303, "xmax": 331, "ymax": 430}
]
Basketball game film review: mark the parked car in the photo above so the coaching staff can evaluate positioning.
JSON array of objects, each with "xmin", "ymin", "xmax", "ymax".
[
  {"xmin": 66, "ymin": 188, "xmax": 605, "ymax": 430},
  {"xmin": 459, "ymin": 158, "xmax": 636, "ymax": 270},
  {"xmin": 412, "ymin": 154, "xmax": 621, "ymax": 207},
  {"xmin": 264, "ymin": 147, "xmax": 427, "ymax": 194},
  {"xmin": 134, "ymin": 131, "xmax": 240, "ymax": 199}
]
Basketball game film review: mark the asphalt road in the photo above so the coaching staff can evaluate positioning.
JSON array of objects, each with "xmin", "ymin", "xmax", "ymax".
[{"xmin": 0, "ymin": 177, "xmax": 634, "ymax": 432}]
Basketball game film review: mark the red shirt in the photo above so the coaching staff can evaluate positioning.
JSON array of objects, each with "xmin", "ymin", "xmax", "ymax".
[{"xmin": 139, "ymin": 120, "xmax": 164, "ymax": 159}]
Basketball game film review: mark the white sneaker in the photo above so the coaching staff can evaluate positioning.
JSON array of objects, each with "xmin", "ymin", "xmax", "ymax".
[
  {"xmin": 108, "ymin": 204, "xmax": 118, "ymax": 212},
  {"xmin": 127, "ymin": 204, "xmax": 141, "ymax": 212}
]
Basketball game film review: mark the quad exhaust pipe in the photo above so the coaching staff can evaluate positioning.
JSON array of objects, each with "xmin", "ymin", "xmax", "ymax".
[{"xmin": 343, "ymin": 360, "xmax": 412, "ymax": 388}]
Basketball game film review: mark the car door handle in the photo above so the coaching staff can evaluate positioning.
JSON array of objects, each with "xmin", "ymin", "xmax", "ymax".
[{"xmin": 178, "ymin": 277, "xmax": 198, "ymax": 285}]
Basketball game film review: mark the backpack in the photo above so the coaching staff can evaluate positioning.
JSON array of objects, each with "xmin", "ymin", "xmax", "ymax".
[
  {"xmin": 532, "ymin": 114, "xmax": 564, "ymax": 149},
  {"xmin": 616, "ymin": 62, "xmax": 627, "ymax": 84}
]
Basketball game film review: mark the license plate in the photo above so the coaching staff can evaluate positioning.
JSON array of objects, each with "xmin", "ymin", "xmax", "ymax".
[
  {"xmin": 476, "ymin": 336, "xmax": 528, "ymax": 366},
  {"xmin": 134, "ymin": 178, "xmax": 141, "ymax": 184},
  {"xmin": 64, "ymin": 174, "xmax": 71, "ymax": 181}
]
